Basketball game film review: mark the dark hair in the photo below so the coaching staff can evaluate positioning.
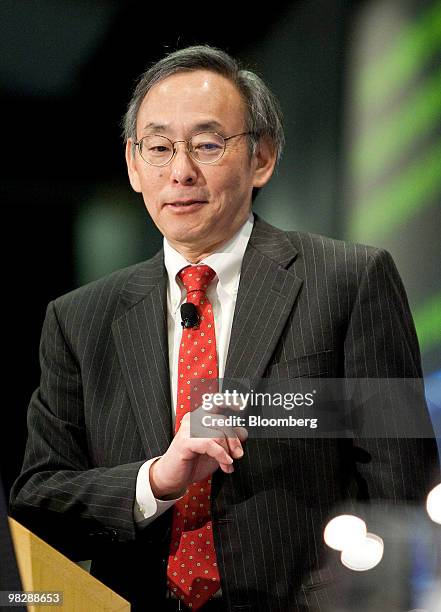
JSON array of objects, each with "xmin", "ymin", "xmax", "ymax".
[{"xmin": 123, "ymin": 45, "xmax": 284, "ymax": 167}]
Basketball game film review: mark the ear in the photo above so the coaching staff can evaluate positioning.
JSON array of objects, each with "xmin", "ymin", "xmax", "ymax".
[
  {"xmin": 125, "ymin": 139, "xmax": 142, "ymax": 193},
  {"xmin": 252, "ymin": 136, "xmax": 277, "ymax": 189}
]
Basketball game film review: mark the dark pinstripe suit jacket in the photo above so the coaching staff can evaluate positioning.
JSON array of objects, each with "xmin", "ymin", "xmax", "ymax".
[{"xmin": 10, "ymin": 215, "xmax": 439, "ymax": 611}]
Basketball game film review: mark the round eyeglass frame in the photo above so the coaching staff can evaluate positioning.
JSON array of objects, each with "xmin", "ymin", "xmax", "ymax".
[{"xmin": 133, "ymin": 131, "xmax": 252, "ymax": 166}]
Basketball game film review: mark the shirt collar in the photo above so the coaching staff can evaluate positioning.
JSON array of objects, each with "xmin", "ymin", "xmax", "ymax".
[{"xmin": 164, "ymin": 213, "xmax": 254, "ymax": 314}]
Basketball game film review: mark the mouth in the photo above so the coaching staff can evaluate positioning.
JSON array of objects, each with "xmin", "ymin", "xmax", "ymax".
[{"xmin": 163, "ymin": 200, "xmax": 208, "ymax": 211}]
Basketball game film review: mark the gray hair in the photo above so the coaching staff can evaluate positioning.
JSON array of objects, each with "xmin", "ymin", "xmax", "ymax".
[{"xmin": 122, "ymin": 45, "xmax": 285, "ymax": 166}]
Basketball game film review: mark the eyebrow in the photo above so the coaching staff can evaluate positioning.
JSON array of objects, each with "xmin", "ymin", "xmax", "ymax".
[
  {"xmin": 141, "ymin": 122, "xmax": 168, "ymax": 133},
  {"xmin": 141, "ymin": 120, "xmax": 225, "ymax": 134}
]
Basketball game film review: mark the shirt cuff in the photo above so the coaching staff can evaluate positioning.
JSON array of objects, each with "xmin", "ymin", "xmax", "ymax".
[{"xmin": 134, "ymin": 457, "xmax": 182, "ymax": 526}]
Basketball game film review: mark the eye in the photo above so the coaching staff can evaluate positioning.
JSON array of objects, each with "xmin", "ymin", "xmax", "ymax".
[
  {"xmin": 149, "ymin": 145, "xmax": 171, "ymax": 153},
  {"xmin": 197, "ymin": 142, "xmax": 222, "ymax": 151},
  {"xmin": 141, "ymin": 136, "xmax": 173, "ymax": 157},
  {"xmin": 191, "ymin": 133, "xmax": 225, "ymax": 155}
]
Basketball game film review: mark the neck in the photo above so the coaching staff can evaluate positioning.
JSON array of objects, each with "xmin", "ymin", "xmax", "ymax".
[
  {"xmin": 167, "ymin": 213, "xmax": 251, "ymax": 262},
  {"xmin": 167, "ymin": 236, "xmax": 229, "ymax": 263}
]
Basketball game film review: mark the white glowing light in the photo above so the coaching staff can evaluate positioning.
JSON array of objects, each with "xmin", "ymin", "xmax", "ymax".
[
  {"xmin": 426, "ymin": 483, "xmax": 441, "ymax": 525},
  {"xmin": 323, "ymin": 514, "xmax": 367, "ymax": 551},
  {"xmin": 340, "ymin": 532, "xmax": 384, "ymax": 571}
]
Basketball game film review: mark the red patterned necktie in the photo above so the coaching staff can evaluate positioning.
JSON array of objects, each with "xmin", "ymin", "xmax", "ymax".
[{"xmin": 167, "ymin": 264, "xmax": 221, "ymax": 610}]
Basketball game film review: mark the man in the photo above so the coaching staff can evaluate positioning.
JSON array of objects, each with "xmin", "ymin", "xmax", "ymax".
[{"xmin": 10, "ymin": 46, "xmax": 439, "ymax": 611}]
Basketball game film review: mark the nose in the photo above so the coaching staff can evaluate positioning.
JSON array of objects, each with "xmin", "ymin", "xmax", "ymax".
[{"xmin": 169, "ymin": 141, "xmax": 198, "ymax": 185}]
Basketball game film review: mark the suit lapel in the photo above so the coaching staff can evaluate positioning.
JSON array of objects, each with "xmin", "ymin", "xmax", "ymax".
[
  {"xmin": 112, "ymin": 250, "xmax": 172, "ymax": 458},
  {"xmin": 224, "ymin": 215, "xmax": 303, "ymax": 382},
  {"xmin": 213, "ymin": 216, "xmax": 303, "ymax": 511}
]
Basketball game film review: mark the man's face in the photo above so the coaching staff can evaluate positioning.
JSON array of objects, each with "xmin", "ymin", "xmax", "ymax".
[{"xmin": 126, "ymin": 70, "xmax": 276, "ymax": 254}]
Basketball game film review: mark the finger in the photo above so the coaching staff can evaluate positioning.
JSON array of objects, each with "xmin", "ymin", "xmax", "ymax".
[
  {"xmin": 206, "ymin": 439, "xmax": 234, "ymax": 468},
  {"xmin": 221, "ymin": 463, "xmax": 235, "ymax": 474},
  {"xmin": 205, "ymin": 424, "xmax": 244, "ymax": 460},
  {"xmin": 186, "ymin": 433, "xmax": 233, "ymax": 463},
  {"xmin": 189, "ymin": 437, "xmax": 235, "ymax": 473},
  {"xmin": 220, "ymin": 427, "xmax": 244, "ymax": 459},
  {"xmin": 177, "ymin": 415, "xmax": 237, "ymax": 467},
  {"xmin": 209, "ymin": 397, "xmax": 247, "ymax": 415},
  {"xmin": 233, "ymin": 426, "xmax": 248, "ymax": 442}
]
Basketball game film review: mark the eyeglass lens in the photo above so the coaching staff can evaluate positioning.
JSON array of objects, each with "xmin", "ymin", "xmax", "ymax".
[{"xmin": 138, "ymin": 132, "xmax": 226, "ymax": 165}]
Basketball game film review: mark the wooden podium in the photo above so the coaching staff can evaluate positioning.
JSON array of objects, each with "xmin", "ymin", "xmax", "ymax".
[{"xmin": 8, "ymin": 518, "xmax": 130, "ymax": 611}]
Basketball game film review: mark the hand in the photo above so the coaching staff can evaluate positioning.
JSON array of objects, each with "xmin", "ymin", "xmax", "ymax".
[{"xmin": 149, "ymin": 405, "xmax": 248, "ymax": 499}]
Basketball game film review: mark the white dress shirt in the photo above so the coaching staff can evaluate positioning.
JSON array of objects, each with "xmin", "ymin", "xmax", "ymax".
[{"xmin": 134, "ymin": 213, "xmax": 254, "ymax": 525}]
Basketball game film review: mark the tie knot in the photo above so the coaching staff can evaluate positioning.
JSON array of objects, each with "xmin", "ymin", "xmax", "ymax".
[{"xmin": 178, "ymin": 264, "xmax": 216, "ymax": 294}]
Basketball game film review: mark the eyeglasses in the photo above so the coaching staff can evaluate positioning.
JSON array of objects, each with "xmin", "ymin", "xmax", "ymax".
[{"xmin": 133, "ymin": 131, "xmax": 252, "ymax": 166}]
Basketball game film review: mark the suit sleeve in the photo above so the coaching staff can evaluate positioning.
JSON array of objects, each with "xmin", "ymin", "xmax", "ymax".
[
  {"xmin": 343, "ymin": 248, "xmax": 440, "ymax": 502},
  {"xmin": 9, "ymin": 300, "xmax": 150, "ymax": 558}
]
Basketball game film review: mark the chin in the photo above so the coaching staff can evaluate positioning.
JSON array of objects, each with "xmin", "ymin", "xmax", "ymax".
[{"xmin": 172, "ymin": 222, "xmax": 217, "ymax": 246}]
